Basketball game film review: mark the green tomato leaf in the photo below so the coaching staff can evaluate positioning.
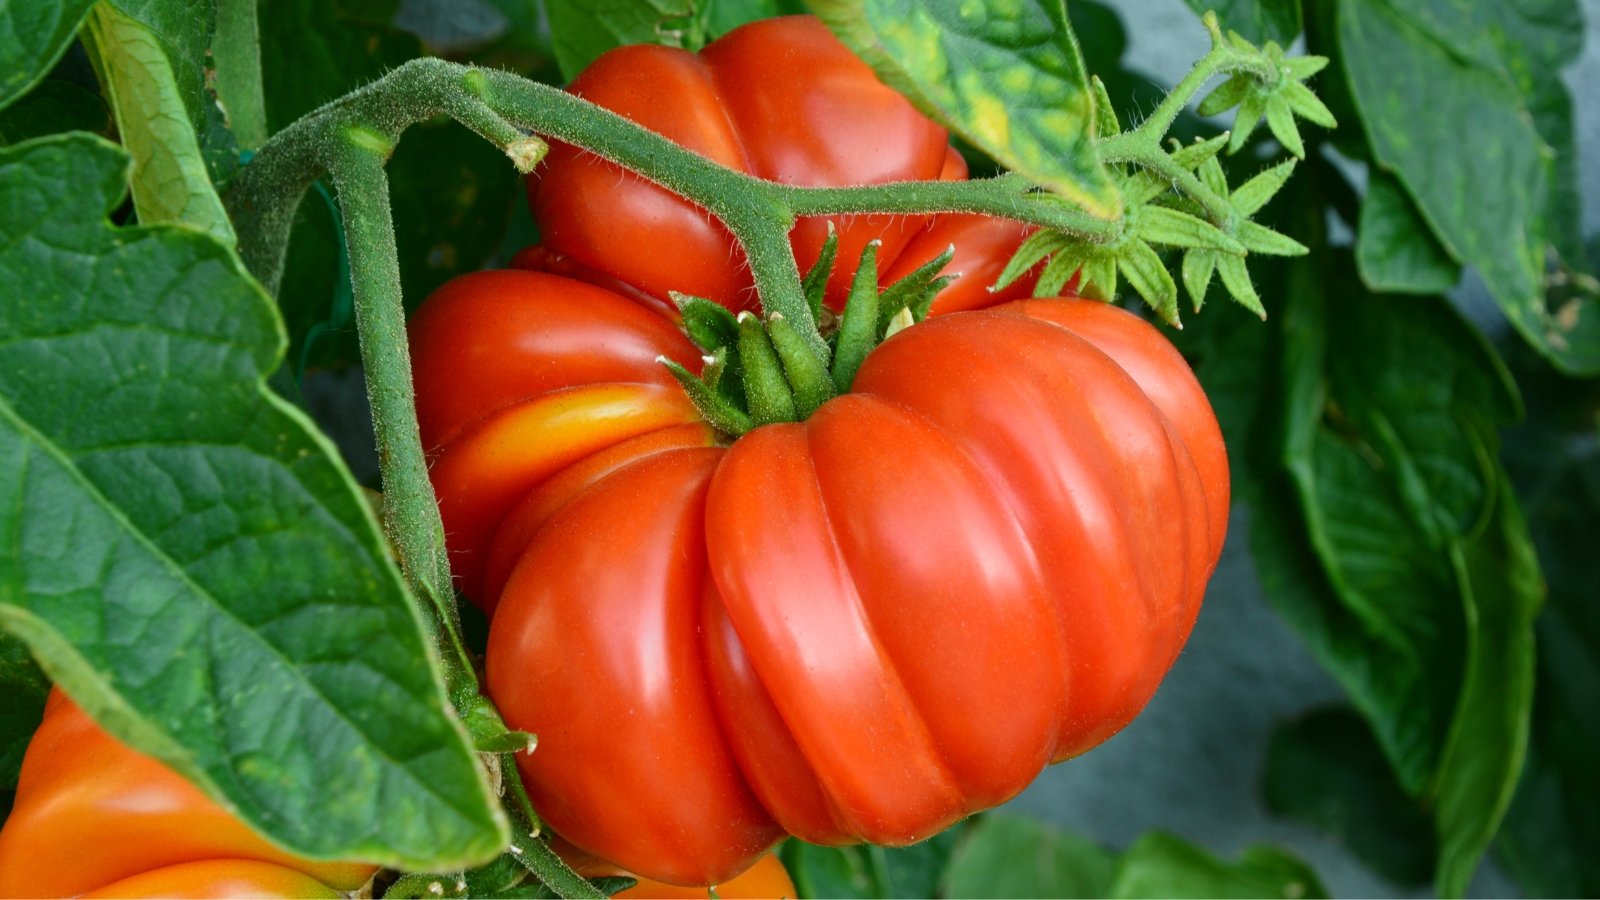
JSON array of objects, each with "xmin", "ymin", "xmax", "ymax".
[
  {"xmin": 811, "ymin": 0, "xmax": 1122, "ymax": 219},
  {"xmin": 1264, "ymin": 707, "xmax": 1434, "ymax": 887},
  {"xmin": 1433, "ymin": 479, "xmax": 1541, "ymax": 899},
  {"xmin": 1110, "ymin": 833, "xmax": 1328, "ymax": 899},
  {"xmin": 941, "ymin": 815, "xmax": 1114, "ymax": 899},
  {"xmin": 1254, "ymin": 246, "xmax": 1535, "ymax": 897},
  {"xmin": 0, "ymin": 0, "xmax": 97, "ymax": 111},
  {"xmin": 1355, "ymin": 170, "xmax": 1461, "ymax": 296},
  {"xmin": 1182, "ymin": 0, "xmax": 1302, "ymax": 46},
  {"xmin": 103, "ymin": 0, "xmax": 214, "ymax": 126},
  {"xmin": 1339, "ymin": 0, "xmax": 1598, "ymax": 374},
  {"xmin": 0, "ymin": 81, "xmax": 110, "ymax": 146},
  {"xmin": 1495, "ymin": 351, "xmax": 1600, "ymax": 898},
  {"xmin": 0, "ymin": 134, "xmax": 505, "ymax": 869},
  {"xmin": 781, "ymin": 828, "xmax": 965, "ymax": 899},
  {"xmin": 81, "ymin": 2, "xmax": 235, "ymax": 245},
  {"xmin": 545, "ymin": 0, "xmax": 693, "ymax": 83}
]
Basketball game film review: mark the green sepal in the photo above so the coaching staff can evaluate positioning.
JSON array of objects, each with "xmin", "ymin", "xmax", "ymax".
[
  {"xmin": 998, "ymin": 229, "xmax": 1071, "ymax": 291},
  {"xmin": 1123, "ymin": 170, "xmax": 1172, "ymax": 206},
  {"xmin": 1091, "ymin": 75, "xmax": 1121, "ymax": 139},
  {"xmin": 909, "ymin": 275, "xmax": 954, "ymax": 322},
  {"xmin": 1119, "ymin": 239, "xmax": 1180, "ymax": 326},
  {"xmin": 1282, "ymin": 80, "xmax": 1336, "ymax": 128},
  {"xmin": 1168, "ymin": 133, "xmax": 1230, "ymax": 171},
  {"xmin": 1216, "ymin": 253, "xmax": 1265, "ymax": 318},
  {"xmin": 672, "ymin": 291, "xmax": 739, "ymax": 352},
  {"xmin": 801, "ymin": 223, "xmax": 840, "ymax": 323},
  {"xmin": 1284, "ymin": 55, "xmax": 1330, "ymax": 80},
  {"xmin": 660, "ymin": 356, "xmax": 753, "ymax": 436},
  {"xmin": 1197, "ymin": 74, "xmax": 1251, "ymax": 117},
  {"xmin": 1229, "ymin": 89, "xmax": 1268, "ymax": 154},
  {"xmin": 1076, "ymin": 253, "xmax": 1118, "ymax": 301},
  {"xmin": 1231, "ymin": 159, "xmax": 1297, "ymax": 216},
  {"xmin": 1036, "ymin": 244, "xmax": 1091, "ymax": 297},
  {"xmin": 877, "ymin": 244, "xmax": 955, "ymax": 333},
  {"xmin": 737, "ymin": 312, "xmax": 798, "ymax": 425},
  {"xmin": 767, "ymin": 313, "xmax": 836, "ymax": 419},
  {"xmin": 700, "ymin": 347, "xmax": 729, "ymax": 390},
  {"xmin": 1198, "ymin": 155, "xmax": 1230, "ymax": 200},
  {"xmin": 1182, "ymin": 248, "xmax": 1218, "ymax": 311},
  {"xmin": 1138, "ymin": 205, "xmax": 1245, "ymax": 253},
  {"xmin": 1238, "ymin": 220, "xmax": 1308, "ymax": 256},
  {"xmin": 831, "ymin": 241, "xmax": 882, "ymax": 393},
  {"xmin": 1265, "ymin": 95, "xmax": 1305, "ymax": 158}
]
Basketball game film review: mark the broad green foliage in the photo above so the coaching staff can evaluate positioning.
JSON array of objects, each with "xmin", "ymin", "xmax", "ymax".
[
  {"xmin": 937, "ymin": 817, "xmax": 1326, "ymax": 899},
  {"xmin": 1110, "ymin": 834, "xmax": 1327, "ymax": 899},
  {"xmin": 1496, "ymin": 355, "xmax": 1600, "ymax": 898},
  {"xmin": 1339, "ymin": 0, "xmax": 1599, "ymax": 375},
  {"xmin": 81, "ymin": 3, "xmax": 235, "ymax": 244},
  {"xmin": 0, "ymin": 0, "xmax": 97, "ymax": 110},
  {"xmin": 1199, "ymin": 233, "xmax": 1539, "ymax": 896},
  {"xmin": 0, "ymin": 135, "xmax": 505, "ymax": 869},
  {"xmin": 811, "ymin": 0, "xmax": 1120, "ymax": 219},
  {"xmin": 941, "ymin": 816, "xmax": 1114, "ymax": 898},
  {"xmin": 1355, "ymin": 171, "xmax": 1460, "ymax": 295},
  {"xmin": 103, "ymin": 0, "xmax": 214, "ymax": 126},
  {"xmin": 782, "ymin": 829, "xmax": 964, "ymax": 899},
  {"xmin": 783, "ymin": 818, "xmax": 1326, "ymax": 899}
]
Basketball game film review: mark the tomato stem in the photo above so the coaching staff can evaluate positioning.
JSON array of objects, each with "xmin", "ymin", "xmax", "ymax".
[{"xmin": 325, "ymin": 132, "xmax": 478, "ymax": 704}]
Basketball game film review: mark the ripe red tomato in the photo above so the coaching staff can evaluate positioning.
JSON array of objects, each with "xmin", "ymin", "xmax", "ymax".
[
  {"xmin": 0, "ymin": 690, "xmax": 376, "ymax": 899},
  {"xmin": 522, "ymin": 15, "xmax": 1039, "ymax": 315},
  {"xmin": 409, "ymin": 13, "xmax": 1227, "ymax": 890},
  {"xmin": 409, "ymin": 279, "xmax": 1228, "ymax": 886}
]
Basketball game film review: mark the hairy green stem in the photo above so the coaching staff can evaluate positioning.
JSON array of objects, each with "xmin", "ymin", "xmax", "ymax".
[
  {"xmin": 1107, "ymin": 11, "xmax": 1279, "ymax": 149},
  {"xmin": 325, "ymin": 134, "xmax": 474, "ymax": 698},
  {"xmin": 1102, "ymin": 137, "xmax": 1236, "ymax": 225},
  {"xmin": 501, "ymin": 757, "xmax": 606, "ymax": 899}
]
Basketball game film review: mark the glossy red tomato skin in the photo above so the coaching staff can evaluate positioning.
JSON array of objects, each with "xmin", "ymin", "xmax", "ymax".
[
  {"xmin": 0, "ymin": 690, "xmax": 375, "ymax": 899},
  {"xmin": 414, "ymin": 267, "xmax": 1227, "ymax": 885},
  {"xmin": 526, "ymin": 16, "xmax": 1037, "ymax": 314}
]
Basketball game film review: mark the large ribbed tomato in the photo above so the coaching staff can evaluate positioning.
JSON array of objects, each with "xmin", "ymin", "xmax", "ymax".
[
  {"xmin": 0, "ymin": 690, "xmax": 376, "ymax": 899},
  {"xmin": 408, "ymin": 13, "xmax": 1228, "ymax": 890}
]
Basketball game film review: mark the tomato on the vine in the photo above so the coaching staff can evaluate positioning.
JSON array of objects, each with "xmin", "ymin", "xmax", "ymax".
[
  {"xmin": 0, "ymin": 690, "xmax": 376, "ymax": 899},
  {"xmin": 521, "ymin": 15, "xmax": 1039, "ymax": 316},
  {"xmin": 409, "ymin": 14, "xmax": 1229, "ymax": 889}
]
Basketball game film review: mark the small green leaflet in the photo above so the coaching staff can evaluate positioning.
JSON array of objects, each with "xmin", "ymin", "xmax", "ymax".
[{"xmin": 81, "ymin": 2, "xmax": 236, "ymax": 245}]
